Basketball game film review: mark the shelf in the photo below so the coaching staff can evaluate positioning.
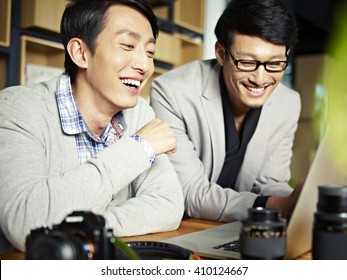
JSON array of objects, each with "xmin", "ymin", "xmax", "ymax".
[
  {"xmin": 141, "ymin": 67, "xmax": 167, "ymax": 102},
  {"xmin": 151, "ymin": 2, "xmax": 171, "ymax": 21},
  {"xmin": 0, "ymin": 53, "xmax": 7, "ymax": 89},
  {"xmin": 174, "ymin": 0, "xmax": 204, "ymax": 34},
  {"xmin": 155, "ymin": 31, "xmax": 181, "ymax": 65},
  {"xmin": 0, "ymin": 0, "xmax": 11, "ymax": 47},
  {"xmin": 20, "ymin": 35, "xmax": 65, "ymax": 85},
  {"xmin": 175, "ymin": 33, "xmax": 203, "ymax": 65},
  {"xmin": 20, "ymin": 0, "xmax": 67, "ymax": 34}
]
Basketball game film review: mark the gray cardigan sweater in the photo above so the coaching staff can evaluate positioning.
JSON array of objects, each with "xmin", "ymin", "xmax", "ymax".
[{"xmin": 0, "ymin": 77, "xmax": 184, "ymax": 252}]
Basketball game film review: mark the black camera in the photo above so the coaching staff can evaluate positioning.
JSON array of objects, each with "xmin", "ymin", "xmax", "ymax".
[
  {"xmin": 239, "ymin": 207, "xmax": 287, "ymax": 260},
  {"xmin": 25, "ymin": 211, "xmax": 194, "ymax": 260},
  {"xmin": 26, "ymin": 211, "xmax": 115, "ymax": 260},
  {"xmin": 312, "ymin": 185, "xmax": 347, "ymax": 260}
]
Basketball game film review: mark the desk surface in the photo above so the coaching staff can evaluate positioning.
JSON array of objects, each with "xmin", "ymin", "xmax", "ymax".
[{"xmin": 0, "ymin": 218, "xmax": 311, "ymax": 260}]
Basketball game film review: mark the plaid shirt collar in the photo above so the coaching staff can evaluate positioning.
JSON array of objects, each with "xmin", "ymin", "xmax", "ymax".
[{"xmin": 56, "ymin": 73, "xmax": 126, "ymax": 143}]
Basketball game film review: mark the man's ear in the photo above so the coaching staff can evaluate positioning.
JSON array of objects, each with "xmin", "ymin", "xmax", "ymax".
[
  {"xmin": 215, "ymin": 41, "xmax": 227, "ymax": 66},
  {"xmin": 66, "ymin": 38, "xmax": 89, "ymax": 69}
]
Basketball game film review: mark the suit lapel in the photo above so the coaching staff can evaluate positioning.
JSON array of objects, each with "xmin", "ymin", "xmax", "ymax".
[{"xmin": 201, "ymin": 63, "xmax": 226, "ymax": 181}]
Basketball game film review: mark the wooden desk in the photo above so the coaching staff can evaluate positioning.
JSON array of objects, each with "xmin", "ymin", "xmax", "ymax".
[{"xmin": 0, "ymin": 218, "xmax": 311, "ymax": 260}]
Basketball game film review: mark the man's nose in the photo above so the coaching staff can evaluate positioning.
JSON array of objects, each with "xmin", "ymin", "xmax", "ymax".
[
  {"xmin": 131, "ymin": 50, "xmax": 151, "ymax": 73},
  {"xmin": 250, "ymin": 65, "xmax": 269, "ymax": 84}
]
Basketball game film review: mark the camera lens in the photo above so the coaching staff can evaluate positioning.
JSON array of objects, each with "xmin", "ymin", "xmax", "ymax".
[
  {"xmin": 312, "ymin": 185, "xmax": 347, "ymax": 260},
  {"xmin": 26, "ymin": 231, "xmax": 94, "ymax": 260},
  {"xmin": 240, "ymin": 207, "xmax": 287, "ymax": 260}
]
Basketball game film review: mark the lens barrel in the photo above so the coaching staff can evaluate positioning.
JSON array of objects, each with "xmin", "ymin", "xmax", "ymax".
[
  {"xmin": 26, "ymin": 231, "xmax": 92, "ymax": 260},
  {"xmin": 240, "ymin": 207, "xmax": 287, "ymax": 260},
  {"xmin": 312, "ymin": 185, "xmax": 347, "ymax": 260}
]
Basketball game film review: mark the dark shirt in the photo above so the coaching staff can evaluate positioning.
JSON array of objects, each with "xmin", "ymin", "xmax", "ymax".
[{"xmin": 216, "ymin": 71, "xmax": 268, "ymax": 208}]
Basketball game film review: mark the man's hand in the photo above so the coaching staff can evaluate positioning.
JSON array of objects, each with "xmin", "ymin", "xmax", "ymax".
[
  {"xmin": 135, "ymin": 119, "xmax": 176, "ymax": 155},
  {"xmin": 266, "ymin": 176, "xmax": 306, "ymax": 220}
]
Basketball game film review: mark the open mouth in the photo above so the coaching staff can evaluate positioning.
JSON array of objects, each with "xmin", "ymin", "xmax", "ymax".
[
  {"xmin": 244, "ymin": 85, "xmax": 267, "ymax": 97},
  {"xmin": 121, "ymin": 79, "xmax": 141, "ymax": 89}
]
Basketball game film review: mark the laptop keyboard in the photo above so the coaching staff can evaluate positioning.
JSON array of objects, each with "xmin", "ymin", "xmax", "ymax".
[{"xmin": 213, "ymin": 239, "xmax": 240, "ymax": 252}]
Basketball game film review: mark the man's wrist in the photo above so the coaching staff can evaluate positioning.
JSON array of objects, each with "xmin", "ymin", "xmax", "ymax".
[
  {"xmin": 253, "ymin": 196, "xmax": 270, "ymax": 208},
  {"xmin": 130, "ymin": 134, "xmax": 156, "ymax": 165}
]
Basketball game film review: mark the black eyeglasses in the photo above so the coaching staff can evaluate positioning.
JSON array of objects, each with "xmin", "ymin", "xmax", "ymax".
[{"xmin": 225, "ymin": 48, "xmax": 288, "ymax": 73}]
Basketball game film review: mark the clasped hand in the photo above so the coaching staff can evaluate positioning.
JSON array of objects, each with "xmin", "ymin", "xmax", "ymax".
[{"xmin": 135, "ymin": 119, "xmax": 176, "ymax": 155}]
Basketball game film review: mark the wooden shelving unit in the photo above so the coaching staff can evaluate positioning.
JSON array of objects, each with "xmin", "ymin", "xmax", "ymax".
[
  {"xmin": 155, "ymin": 31, "xmax": 181, "ymax": 66},
  {"xmin": 142, "ymin": 67, "xmax": 167, "ymax": 102},
  {"xmin": 20, "ymin": 35, "xmax": 65, "ymax": 85},
  {"xmin": 20, "ymin": 0, "xmax": 67, "ymax": 33},
  {"xmin": 151, "ymin": 0, "xmax": 204, "ymax": 68},
  {"xmin": 0, "ymin": 0, "xmax": 11, "ymax": 47},
  {"xmin": 0, "ymin": 53, "xmax": 7, "ymax": 89},
  {"xmin": 174, "ymin": 0, "xmax": 204, "ymax": 34},
  {"xmin": 0, "ymin": 0, "xmax": 11, "ymax": 89},
  {"xmin": 175, "ymin": 33, "xmax": 203, "ymax": 65}
]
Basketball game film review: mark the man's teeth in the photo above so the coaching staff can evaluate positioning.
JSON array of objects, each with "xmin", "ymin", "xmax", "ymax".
[
  {"xmin": 247, "ymin": 86, "xmax": 264, "ymax": 93},
  {"xmin": 121, "ymin": 79, "xmax": 140, "ymax": 87}
]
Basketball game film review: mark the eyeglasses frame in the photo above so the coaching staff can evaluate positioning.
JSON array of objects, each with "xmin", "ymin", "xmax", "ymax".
[{"xmin": 225, "ymin": 48, "xmax": 288, "ymax": 73}]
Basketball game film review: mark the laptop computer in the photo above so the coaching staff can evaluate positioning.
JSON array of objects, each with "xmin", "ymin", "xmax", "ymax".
[{"xmin": 163, "ymin": 128, "xmax": 347, "ymax": 259}]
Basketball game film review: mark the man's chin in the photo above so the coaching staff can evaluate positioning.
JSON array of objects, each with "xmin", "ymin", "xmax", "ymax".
[
  {"xmin": 247, "ymin": 98, "xmax": 271, "ymax": 110},
  {"xmin": 123, "ymin": 97, "xmax": 139, "ymax": 110}
]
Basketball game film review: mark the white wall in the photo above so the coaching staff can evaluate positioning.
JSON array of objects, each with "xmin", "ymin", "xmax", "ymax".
[{"xmin": 203, "ymin": 0, "xmax": 228, "ymax": 59}]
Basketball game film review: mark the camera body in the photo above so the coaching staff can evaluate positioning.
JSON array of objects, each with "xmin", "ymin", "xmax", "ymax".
[
  {"xmin": 240, "ymin": 207, "xmax": 287, "ymax": 260},
  {"xmin": 312, "ymin": 185, "xmax": 347, "ymax": 260},
  {"xmin": 26, "ymin": 211, "xmax": 194, "ymax": 260},
  {"xmin": 26, "ymin": 211, "xmax": 115, "ymax": 260}
]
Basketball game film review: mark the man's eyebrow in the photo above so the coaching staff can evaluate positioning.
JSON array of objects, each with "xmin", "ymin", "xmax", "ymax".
[
  {"xmin": 115, "ymin": 29, "xmax": 156, "ymax": 44},
  {"xmin": 236, "ymin": 51, "xmax": 286, "ymax": 60}
]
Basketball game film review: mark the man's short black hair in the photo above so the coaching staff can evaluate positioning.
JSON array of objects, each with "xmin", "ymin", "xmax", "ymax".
[
  {"xmin": 215, "ymin": 0, "xmax": 298, "ymax": 51},
  {"xmin": 60, "ymin": 0, "xmax": 158, "ymax": 83}
]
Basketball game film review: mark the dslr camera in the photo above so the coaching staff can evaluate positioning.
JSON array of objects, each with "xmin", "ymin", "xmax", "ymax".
[
  {"xmin": 26, "ymin": 211, "xmax": 194, "ymax": 260},
  {"xmin": 26, "ymin": 211, "xmax": 115, "ymax": 260}
]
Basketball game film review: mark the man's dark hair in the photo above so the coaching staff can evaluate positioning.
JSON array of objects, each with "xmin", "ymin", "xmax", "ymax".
[
  {"xmin": 60, "ymin": 0, "xmax": 158, "ymax": 83},
  {"xmin": 215, "ymin": 0, "xmax": 298, "ymax": 51}
]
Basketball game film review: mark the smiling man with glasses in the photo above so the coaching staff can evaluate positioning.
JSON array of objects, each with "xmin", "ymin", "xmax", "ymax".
[{"xmin": 151, "ymin": 0, "xmax": 304, "ymax": 223}]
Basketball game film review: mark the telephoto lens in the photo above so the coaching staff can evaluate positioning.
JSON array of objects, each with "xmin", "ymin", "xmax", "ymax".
[
  {"xmin": 312, "ymin": 185, "xmax": 347, "ymax": 260},
  {"xmin": 240, "ymin": 207, "xmax": 287, "ymax": 260}
]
